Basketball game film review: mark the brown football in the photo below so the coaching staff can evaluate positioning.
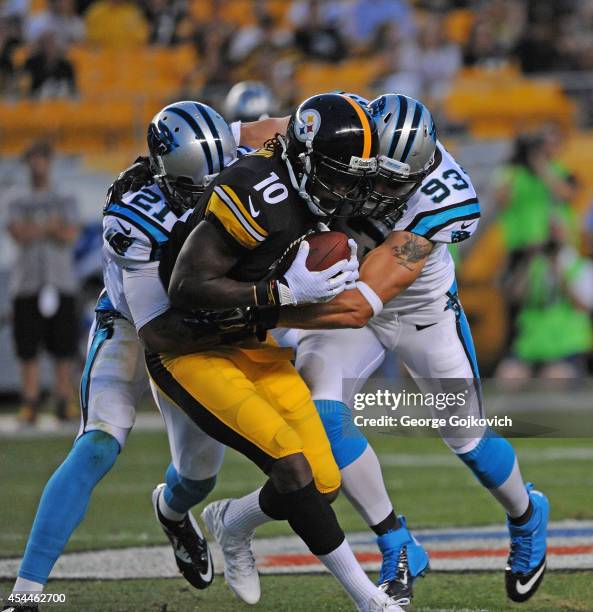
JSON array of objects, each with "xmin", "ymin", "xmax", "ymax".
[{"xmin": 304, "ymin": 231, "xmax": 351, "ymax": 271}]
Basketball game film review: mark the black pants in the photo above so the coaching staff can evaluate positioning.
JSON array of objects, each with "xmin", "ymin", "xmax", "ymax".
[{"xmin": 13, "ymin": 294, "xmax": 78, "ymax": 360}]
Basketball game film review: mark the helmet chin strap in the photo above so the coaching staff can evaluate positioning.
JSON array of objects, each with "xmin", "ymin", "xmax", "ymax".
[{"xmin": 279, "ymin": 136, "xmax": 328, "ymax": 217}]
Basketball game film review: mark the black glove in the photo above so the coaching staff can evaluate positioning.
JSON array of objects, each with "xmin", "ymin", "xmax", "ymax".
[
  {"xmin": 183, "ymin": 306, "xmax": 280, "ymax": 343},
  {"xmin": 183, "ymin": 307, "xmax": 258, "ymax": 343},
  {"xmin": 104, "ymin": 157, "xmax": 153, "ymax": 209}
]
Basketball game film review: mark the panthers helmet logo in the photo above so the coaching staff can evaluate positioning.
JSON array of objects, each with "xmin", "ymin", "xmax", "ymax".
[
  {"xmin": 147, "ymin": 120, "xmax": 179, "ymax": 157},
  {"xmin": 368, "ymin": 95, "xmax": 387, "ymax": 117}
]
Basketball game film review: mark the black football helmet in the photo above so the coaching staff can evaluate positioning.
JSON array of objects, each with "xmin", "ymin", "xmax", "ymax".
[{"xmin": 282, "ymin": 93, "xmax": 379, "ymax": 217}]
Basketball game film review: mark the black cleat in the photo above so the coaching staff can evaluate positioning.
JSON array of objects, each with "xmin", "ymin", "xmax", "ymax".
[
  {"xmin": 377, "ymin": 517, "xmax": 429, "ymax": 607},
  {"xmin": 505, "ymin": 485, "xmax": 549, "ymax": 602},
  {"xmin": 380, "ymin": 546, "xmax": 428, "ymax": 606},
  {"xmin": 505, "ymin": 555, "xmax": 547, "ymax": 603},
  {"xmin": 152, "ymin": 484, "xmax": 214, "ymax": 590}
]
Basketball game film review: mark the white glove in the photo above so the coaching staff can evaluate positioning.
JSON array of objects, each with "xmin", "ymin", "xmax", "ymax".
[
  {"xmin": 344, "ymin": 239, "xmax": 359, "ymax": 290},
  {"xmin": 277, "ymin": 240, "xmax": 359, "ymax": 305}
]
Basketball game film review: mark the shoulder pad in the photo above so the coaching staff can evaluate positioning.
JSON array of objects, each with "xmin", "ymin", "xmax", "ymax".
[
  {"xmin": 102, "ymin": 184, "xmax": 182, "ymax": 263},
  {"xmin": 204, "ymin": 182, "xmax": 270, "ymax": 250},
  {"xmin": 394, "ymin": 142, "xmax": 480, "ymax": 243},
  {"xmin": 109, "ymin": 185, "xmax": 179, "ymax": 234}
]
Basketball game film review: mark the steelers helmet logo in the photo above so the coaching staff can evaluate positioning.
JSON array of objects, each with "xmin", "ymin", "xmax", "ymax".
[{"xmin": 295, "ymin": 109, "xmax": 321, "ymax": 143}]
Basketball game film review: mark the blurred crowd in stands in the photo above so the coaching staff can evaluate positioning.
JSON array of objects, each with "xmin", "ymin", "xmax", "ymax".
[
  {"xmin": 494, "ymin": 126, "xmax": 593, "ymax": 379},
  {"xmin": 2, "ymin": 0, "xmax": 593, "ymax": 109}
]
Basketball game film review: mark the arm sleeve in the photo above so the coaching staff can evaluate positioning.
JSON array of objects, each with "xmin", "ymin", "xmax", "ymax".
[
  {"xmin": 204, "ymin": 182, "xmax": 269, "ymax": 250},
  {"xmin": 122, "ymin": 264, "xmax": 170, "ymax": 331},
  {"xmin": 230, "ymin": 120, "xmax": 242, "ymax": 146},
  {"xmin": 395, "ymin": 197, "xmax": 481, "ymax": 244}
]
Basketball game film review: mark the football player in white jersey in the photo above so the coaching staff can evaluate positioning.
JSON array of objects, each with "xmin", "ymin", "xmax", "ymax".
[
  {"xmin": 4, "ymin": 101, "xmax": 285, "ymax": 610},
  {"xmin": 216, "ymin": 94, "xmax": 549, "ymax": 607}
]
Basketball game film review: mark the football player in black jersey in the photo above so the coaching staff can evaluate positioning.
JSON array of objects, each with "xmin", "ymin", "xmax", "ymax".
[{"xmin": 146, "ymin": 94, "xmax": 403, "ymax": 611}]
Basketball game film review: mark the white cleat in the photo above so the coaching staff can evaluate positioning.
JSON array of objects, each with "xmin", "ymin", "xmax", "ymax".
[
  {"xmin": 362, "ymin": 590, "xmax": 405, "ymax": 612},
  {"xmin": 202, "ymin": 499, "xmax": 261, "ymax": 605}
]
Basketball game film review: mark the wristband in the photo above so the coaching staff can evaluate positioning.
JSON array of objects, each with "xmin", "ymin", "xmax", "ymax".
[
  {"xmin": 355, "ymin": 281, "xmax": 384, "ymax": 317},
  {"xmin": 254, "ymin": 280, "xmax": 280, "ymax": 306},
  {"xmin": 254, "ymin": 305, "xmax": 280, "ymax": 330}
]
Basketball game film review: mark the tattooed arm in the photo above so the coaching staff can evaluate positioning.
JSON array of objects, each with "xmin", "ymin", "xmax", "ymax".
[{"xmin": 277, "ymin": 231, "xmax": 434, "ymax": 329}]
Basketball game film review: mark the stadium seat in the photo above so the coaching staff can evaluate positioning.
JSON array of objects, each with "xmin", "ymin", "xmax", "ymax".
[
  {"xmin": 445, "ymin": 67, "xmax": 576, "ymax": 138},
  {"xmin": 30, "ymin": 0, "xmax": 47, "ymax": 13},
  {"xmin": 445, "ymin": 8, "xmax": 476, "ymax": 44},
  {"xmin": 296, "ymin": 59, "xmax": 383, "ymax": 99}
]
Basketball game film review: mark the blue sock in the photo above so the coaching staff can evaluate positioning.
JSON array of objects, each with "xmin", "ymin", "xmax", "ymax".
[
  {"xmin": 163, "ymin": 463, "xmax": 217, "ymax": 515},
  {"xmin": 457, "ymin": 429, "xmax": 515, "ymax": 489},
  {"xmin": 315, "ymin": 399, "xmax": 368, "ymax": 469},
  {"xmin": 19, "ymin": 431, "xmax": 120, "ymax": 584}
]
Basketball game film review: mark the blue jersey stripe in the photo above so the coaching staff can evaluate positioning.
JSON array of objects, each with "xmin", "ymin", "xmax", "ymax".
[
  {"xmin": 408, "ymin": 203, "xmax": 481, "ymax": 236},
  {"xmin": 95, "ymin": 290, "xmax": 116, "ymax": 313},
  {"xmin": 115, "ymin": 200, "xmax": 172, "ymax": 237},
  {"xmin": 80, "ymin": 320, "xmax": 112, "ymax": 428},
  {"xmin": 105, "ymin": 205, "xmax": 169, "ymax": 244}
]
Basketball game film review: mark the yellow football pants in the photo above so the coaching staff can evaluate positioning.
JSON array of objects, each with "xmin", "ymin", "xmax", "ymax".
[{"xmin": 146, "ymin": 342, "xmax": 340, "ymax": 494}]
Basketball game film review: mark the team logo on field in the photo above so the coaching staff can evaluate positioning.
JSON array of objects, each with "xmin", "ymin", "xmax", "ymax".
[{"xmin": 295, "ymin": 109, "xmax": 321, "ymax": 142}]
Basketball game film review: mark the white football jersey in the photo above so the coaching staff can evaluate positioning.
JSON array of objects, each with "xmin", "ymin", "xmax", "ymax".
[
  {"xmin": 385, "ymin": 141, "xmax": 479, "ymax": 311},
  {"xmin": 366, "ymin": 140, "xmax": 480, "ymax": 348},
  {"xmin": 101, "ymin": 141, "xmax": 254, "ymax": 327},
  {"xmin": 102, "ymin": 183, "xmax": 190, "ymax": 323}
]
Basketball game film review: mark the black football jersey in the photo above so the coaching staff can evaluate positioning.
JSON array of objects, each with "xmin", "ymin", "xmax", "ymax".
[{"xmin": 159, "ymin": 148, "xmax": 318, "ymax": 289}]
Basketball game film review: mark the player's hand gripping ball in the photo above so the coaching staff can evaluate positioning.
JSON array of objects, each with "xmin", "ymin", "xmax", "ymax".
[
  {"xmin": 276, "ymin": 232, "xmax": 359, "ymax": 305},
  {"xmin": 303, "ymin": 231, "xmax": 352, "ymax": 271}
]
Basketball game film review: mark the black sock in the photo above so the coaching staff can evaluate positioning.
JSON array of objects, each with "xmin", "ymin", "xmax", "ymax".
[
  {"xmin": 371, "ymin": 510, "xmax": 401, "ymax": 536},
  {"xmin": 509, "ymin": 500, "xmax": 533, "ymax": 526}
]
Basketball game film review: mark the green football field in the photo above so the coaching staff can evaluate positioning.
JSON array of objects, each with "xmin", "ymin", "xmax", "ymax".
[{"xmin": 1, "ymin": 428, "xmax": 592, "ymax": 610}]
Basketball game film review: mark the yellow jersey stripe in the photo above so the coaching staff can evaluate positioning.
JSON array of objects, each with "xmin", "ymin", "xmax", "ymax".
[
  {"xmin": 219, "ymin": 185, "xmax": 268, "ymax": 237},
  {"xmin": 341, "ymin": 94, "xmax": 372, "ymax": 158},
  {"xmin": 214, "ymin": 186, "xmax": 267, "ymax": 241},
  {"xmin": 206, "ymin": 191, "xmax": 261, "ymax": 249}
]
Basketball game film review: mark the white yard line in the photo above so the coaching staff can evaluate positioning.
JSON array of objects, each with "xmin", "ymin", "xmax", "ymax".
[{"xmin": 1, "ymin": 522, "xmax": 591, "ymax": 579}]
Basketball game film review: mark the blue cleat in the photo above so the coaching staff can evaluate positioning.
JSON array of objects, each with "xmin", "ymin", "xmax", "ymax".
[
  {"xmin": 505, "ymin": 483, "xmax": 549, "ymax": 603},
  {"xmin": 377, "ymin": 516, "xmax": 429, "ymax": 606}
]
